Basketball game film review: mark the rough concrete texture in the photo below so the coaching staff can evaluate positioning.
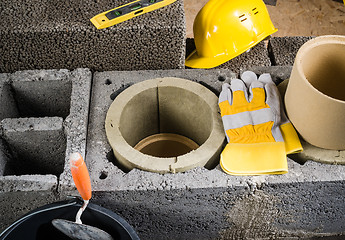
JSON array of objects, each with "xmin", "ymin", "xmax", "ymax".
[
  {"xmin": 0, "ymin": 0, "xmax": 185, "ymax": 73},
  {"xmin": 268, "ymin": 36, "xmax": 314, "ymax": 66},
  {"xmin": 63, "ymin": 68, "xmax": 345, "ymax": 240},
  {"xmin": 0, "ymin": 69, "xmax": 91, "ymax": 231},
  {"xmin": 186, "ymin": 38, "xmax": 271, "ymax": 73},
  {"xmin": 1, "ymin": 117, "xmax": 66, "ymax": 176}
]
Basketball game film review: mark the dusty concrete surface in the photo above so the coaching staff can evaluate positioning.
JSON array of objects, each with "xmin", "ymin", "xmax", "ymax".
[{"xmin": 0, "ymin": 0, "xmax": 185, "ymax": 73}]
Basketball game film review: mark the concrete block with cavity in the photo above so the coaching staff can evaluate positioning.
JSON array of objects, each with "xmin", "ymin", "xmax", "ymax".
[
  {"xmin": 0, "ymin": 68, "xmax": 91, "ymax": 231},
  {"xmin": 0, "ymin": 0, "xmax": 185, "ymax": 73},
  {"xmin": 67, "ymin": 68, "xmax": 345, "ymax": 240},
  {"xmin": 1, "ymin": 67, "xmax": 345, "ymax": 238}
]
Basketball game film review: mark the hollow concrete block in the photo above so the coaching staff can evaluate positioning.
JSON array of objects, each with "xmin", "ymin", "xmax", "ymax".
[
  {"xmin": 0, "ymin": 0, "xmax": 185, "ymax": 73},
  {"xmin": 1, "ymin": 67, "xmax": 345, "ymax": 239},
  {"xmin": 74, "ymin": 68, "xmax": 345, "ymax": 240},
  {"xmin": 0, "ymin": 68, "xmax": 91, "ymax": 231}
]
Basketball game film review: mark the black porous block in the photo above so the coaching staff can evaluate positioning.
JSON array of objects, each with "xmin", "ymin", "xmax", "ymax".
[{"xmin": 0, "ymin": 0, "xmax": 186, "ymax": 73}]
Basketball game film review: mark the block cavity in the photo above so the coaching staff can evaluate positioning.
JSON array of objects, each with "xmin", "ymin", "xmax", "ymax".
[
  {"xmin": 1, "ymin": 117, "xmax": 66, "ymax": 176},
  {"xmin": 0, "ymin": 68, "xmax": 91, "ymax": 231}
]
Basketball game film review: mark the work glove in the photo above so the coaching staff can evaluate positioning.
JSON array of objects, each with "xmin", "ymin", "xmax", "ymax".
[
  {"xmin": 218, "ymin": 71, "xmax": 302, "ymax": 176},
  {"xmin": 242, "ymin": 71, "xmax": 303, "ymax": 155}
]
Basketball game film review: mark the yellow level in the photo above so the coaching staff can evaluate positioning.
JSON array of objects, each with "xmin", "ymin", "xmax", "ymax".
[{"xmin": 90, "ymin": 0, "xmax": 177, "ymax": 29}]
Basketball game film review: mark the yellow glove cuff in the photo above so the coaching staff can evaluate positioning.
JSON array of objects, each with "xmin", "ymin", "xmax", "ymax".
[
  {"xmin": 220, "ymin": 142, "xmax": 288, "ymax": 175},
  {"xmin": 280, "ymin": 123, "xmax": 303, "ymax": 154}
]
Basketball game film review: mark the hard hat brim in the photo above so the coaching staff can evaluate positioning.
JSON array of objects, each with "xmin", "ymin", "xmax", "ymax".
[
  {"xmin": 185, "ymin": 29, "xmax": 278, "ymax": 69},
  {"xmin": 185, "ymin": 49, "xmax": 231, "ymax": 69}
]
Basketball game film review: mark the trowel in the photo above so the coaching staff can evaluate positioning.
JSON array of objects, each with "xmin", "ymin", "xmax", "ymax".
[{"xmin": 52, "ymin": 153, "xmax": 114, "ymax": 240}]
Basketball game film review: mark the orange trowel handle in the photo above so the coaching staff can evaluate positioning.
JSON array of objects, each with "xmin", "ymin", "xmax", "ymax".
[{"xmin": 70, "ymin": 153, "xmax": 92, "ymax": 201}]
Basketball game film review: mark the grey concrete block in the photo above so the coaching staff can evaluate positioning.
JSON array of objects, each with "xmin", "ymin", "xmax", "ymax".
[
  {"xmin": 0, "ymin": 138, "xmax": 11, "ymax": 176},
  {"xmin": 73, "ymin": 68, "xmax": 345, "ymax": 240},
  {"xmin": 218, "ymin": 41, "xmax": 272, "ymax": 72},
  {"xmin": 0, "ymin": 68, "xmax": 91, "ymax": 231},
  {"xmin": 268, "ymin": 36, "xmax": 314, "ymax": 66},
  {"xmin": 0, "ymin": 0, "xmax": 185, "ymax": 73},
  {"xmin": 1, "ymin": 67, "xmax": 345, "ymax": 239}
]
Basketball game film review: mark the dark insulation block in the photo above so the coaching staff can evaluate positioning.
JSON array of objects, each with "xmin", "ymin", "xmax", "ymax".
[{"xmin": 0, "ymin": 0, "xmax": 186, "ymax": 73}]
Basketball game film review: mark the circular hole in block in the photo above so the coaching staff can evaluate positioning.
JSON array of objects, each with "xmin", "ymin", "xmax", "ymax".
[
  {"xmin": 105, "ymin": 78, "xmax": 225, "ymax": 173},
  {"xmin": 105, "ymin": 79, "xmax": 112, "ymax": 85},
  {"xmin": 99, "ymin": 171, "xmax": 108, "ymax": 179},
  {"xmin": 218, "ymin": 75, "xmax": 226, "ymax": 82},
  {"xmin": 134, "ymin": 133, "xmax": 199, "ymax": 158}
]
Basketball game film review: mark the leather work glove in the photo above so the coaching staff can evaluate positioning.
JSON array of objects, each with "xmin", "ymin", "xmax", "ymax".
[{"xmin": 218, "ymin": 71, "xmax": 302, "ymax": 176}]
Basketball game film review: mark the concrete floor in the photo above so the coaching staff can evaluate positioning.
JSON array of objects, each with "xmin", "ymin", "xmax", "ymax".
[{"xmin": 184, "ymin": 0, "xmax": 345, "ymax": 38}]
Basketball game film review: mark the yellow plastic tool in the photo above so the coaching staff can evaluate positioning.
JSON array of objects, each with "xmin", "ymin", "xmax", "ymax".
[{"xmin": 91, "ymin": 0, "xmax": 177, "ymax": 29}]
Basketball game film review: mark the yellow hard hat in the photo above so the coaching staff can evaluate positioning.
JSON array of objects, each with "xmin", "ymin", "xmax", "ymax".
[{"xmin": 185, "ymin": 0, "xmax": 277, "ymax": 69}]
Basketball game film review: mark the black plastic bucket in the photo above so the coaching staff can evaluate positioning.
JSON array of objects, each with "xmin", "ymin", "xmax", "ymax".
[{"xmin": 0, "ymin": 198, "xmax": 140, "ymax": 240}]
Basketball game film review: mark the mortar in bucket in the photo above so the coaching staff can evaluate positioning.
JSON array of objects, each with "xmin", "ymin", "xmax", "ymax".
[
  {"xmin": 0, "ymin": 198, "xmax": 140, "ymax": 240},
  {"xmin": 285, "ymin": 35, "xmax": 345, "ymax": 150}
]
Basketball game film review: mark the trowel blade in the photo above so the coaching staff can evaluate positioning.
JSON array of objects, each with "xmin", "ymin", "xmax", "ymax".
[{"xmin": 52, "ymin": 219, "xmax": 114, "ymax": 240}]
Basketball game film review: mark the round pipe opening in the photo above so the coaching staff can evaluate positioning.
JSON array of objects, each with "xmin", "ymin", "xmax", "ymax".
[
  {"xmin": 301, "ymin": 43, "xmax": 345, "ymax": 101},
  {"xmin": 134, "ymin": 133, "xmax": 199, "ymax": 158},
  {"xmin": 105, "ymin": 78, "xmax": 225, "ymax": 173},
  {"xmin": 118, "ymin": 87, "xmax": 212, "ymax": 158}
]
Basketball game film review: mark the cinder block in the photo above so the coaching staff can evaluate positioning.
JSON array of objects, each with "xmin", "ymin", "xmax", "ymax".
[
  {"xmin": 268, "ymin": 36, "xmax": 314, "ymax": 66},
  {"xmin": 73, "ymin": 68, "xmax": 345, "ymax": 240},
  {"xmin": 0, "ymin": 68, "xmax": 91, "ymax": 231},
  {"xmin": 1, "ymin": 67, "xmax": 345, "ymax": 239},
  {"xmin": 0, "ymin": 0, "xmax": 185, "ymax": 73}
]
